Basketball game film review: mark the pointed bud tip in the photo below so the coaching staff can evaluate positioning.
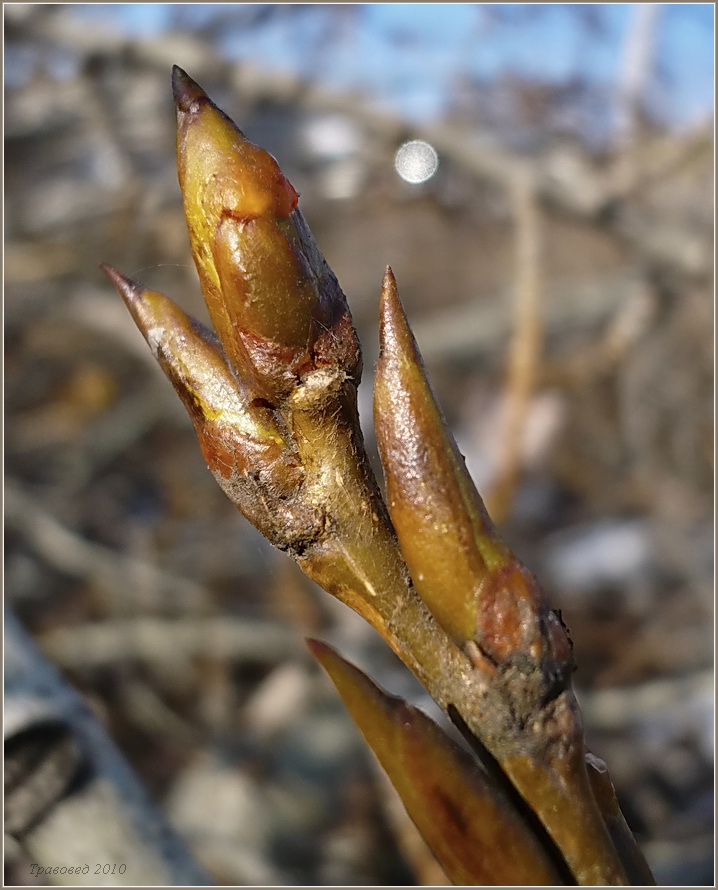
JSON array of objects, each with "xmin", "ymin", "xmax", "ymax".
[
  {"xmin": 171, "ymin": 65, "xmax": 210, "ymax": 113},
  {"xmin": 381, "ymin": 265, "xmax": 397, "ymax": 293},
  {"xmin": 100, "ymin": 263, "xmax": 144, "ymax": 305},
  {"xmin": 378, "ymin": 264, "xmax": 412, "ymax": 354}
]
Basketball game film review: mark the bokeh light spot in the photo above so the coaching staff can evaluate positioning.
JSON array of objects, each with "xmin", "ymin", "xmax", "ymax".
[{"xmin": 394, "ymin": 140, "xmax": 439, "ymax": 184}]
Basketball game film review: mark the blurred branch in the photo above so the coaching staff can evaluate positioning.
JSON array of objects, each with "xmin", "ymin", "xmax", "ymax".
[
  {"xmin": 5, "ymin": 480, "xmax": 208, "ymax": 610},
  {"xmin": 5, "ymin": 609, "xmax": 209, "ymax": 886},
  {"xmin": 615, "ymin": 4, "xmax": 660, "ymax": 146},
  {"xmin": 486, "ymin": 171, "xmax": 543, "ymax": 523},
  {"xmin": 412, "ymin": 266, "xmax": 643, "ymax": 362},
  {"xmin": 34, "ymin": 617, "xmax": 302, "ymax": 673},
  {"xmin": 598, "ymin": 118, "xmax": 712, "ymax": 205},
  {"xmin": 578, "ymin": 669, "xmax": 713, "ymax": 738},
  {"xmin": 539, "ymin": 279, "xmax": 655, "ymax": 388}
]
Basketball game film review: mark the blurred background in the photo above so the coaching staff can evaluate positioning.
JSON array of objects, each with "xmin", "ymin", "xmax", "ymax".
[{"xmin": 5, "ymin": 3, "xmax": 714, "ymax": 885}]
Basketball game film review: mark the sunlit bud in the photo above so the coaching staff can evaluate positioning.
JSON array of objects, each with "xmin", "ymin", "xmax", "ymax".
[
  {"xmin": 308, "ymin": 639, "xmax": 563, "ymax": 886},
  {"xmin": 374, "ymin": 267, "xmax": 509, "ymax": 643},
  {"xmin": 374, "ymin": 268, "xmax": 572, "ymax": 691},
  {"xmin": 101, "ymin": 265, "xmax": 308, "ymax": 537},
  {"xmin": 172, "ymin": 66, "xmax": 359, "ymax": 402}
]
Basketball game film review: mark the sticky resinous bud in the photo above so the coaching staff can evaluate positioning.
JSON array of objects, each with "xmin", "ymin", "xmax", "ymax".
[
  {"xmin": 172, "ymin": 66, "xmax": 361, "ymax": 404},
  {"xmin": 374, "ymin": 268, "xmax": 573, "ymax": 704},
  {"xmin": 101, "ymin": 265, "xmax": 324, "ymax": 550}
]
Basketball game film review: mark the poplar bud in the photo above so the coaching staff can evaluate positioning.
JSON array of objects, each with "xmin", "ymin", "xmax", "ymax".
[
  {"xmin": 172, "ymin": 66, "xmax": 360, "ymax": 403},
  {"xmin": 374, "ymin": 268, "xmax": 573, "ymax": 701},
  {"xmin": 101, "ymin": 265, "xmax": 322, "ymax": 552}
]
